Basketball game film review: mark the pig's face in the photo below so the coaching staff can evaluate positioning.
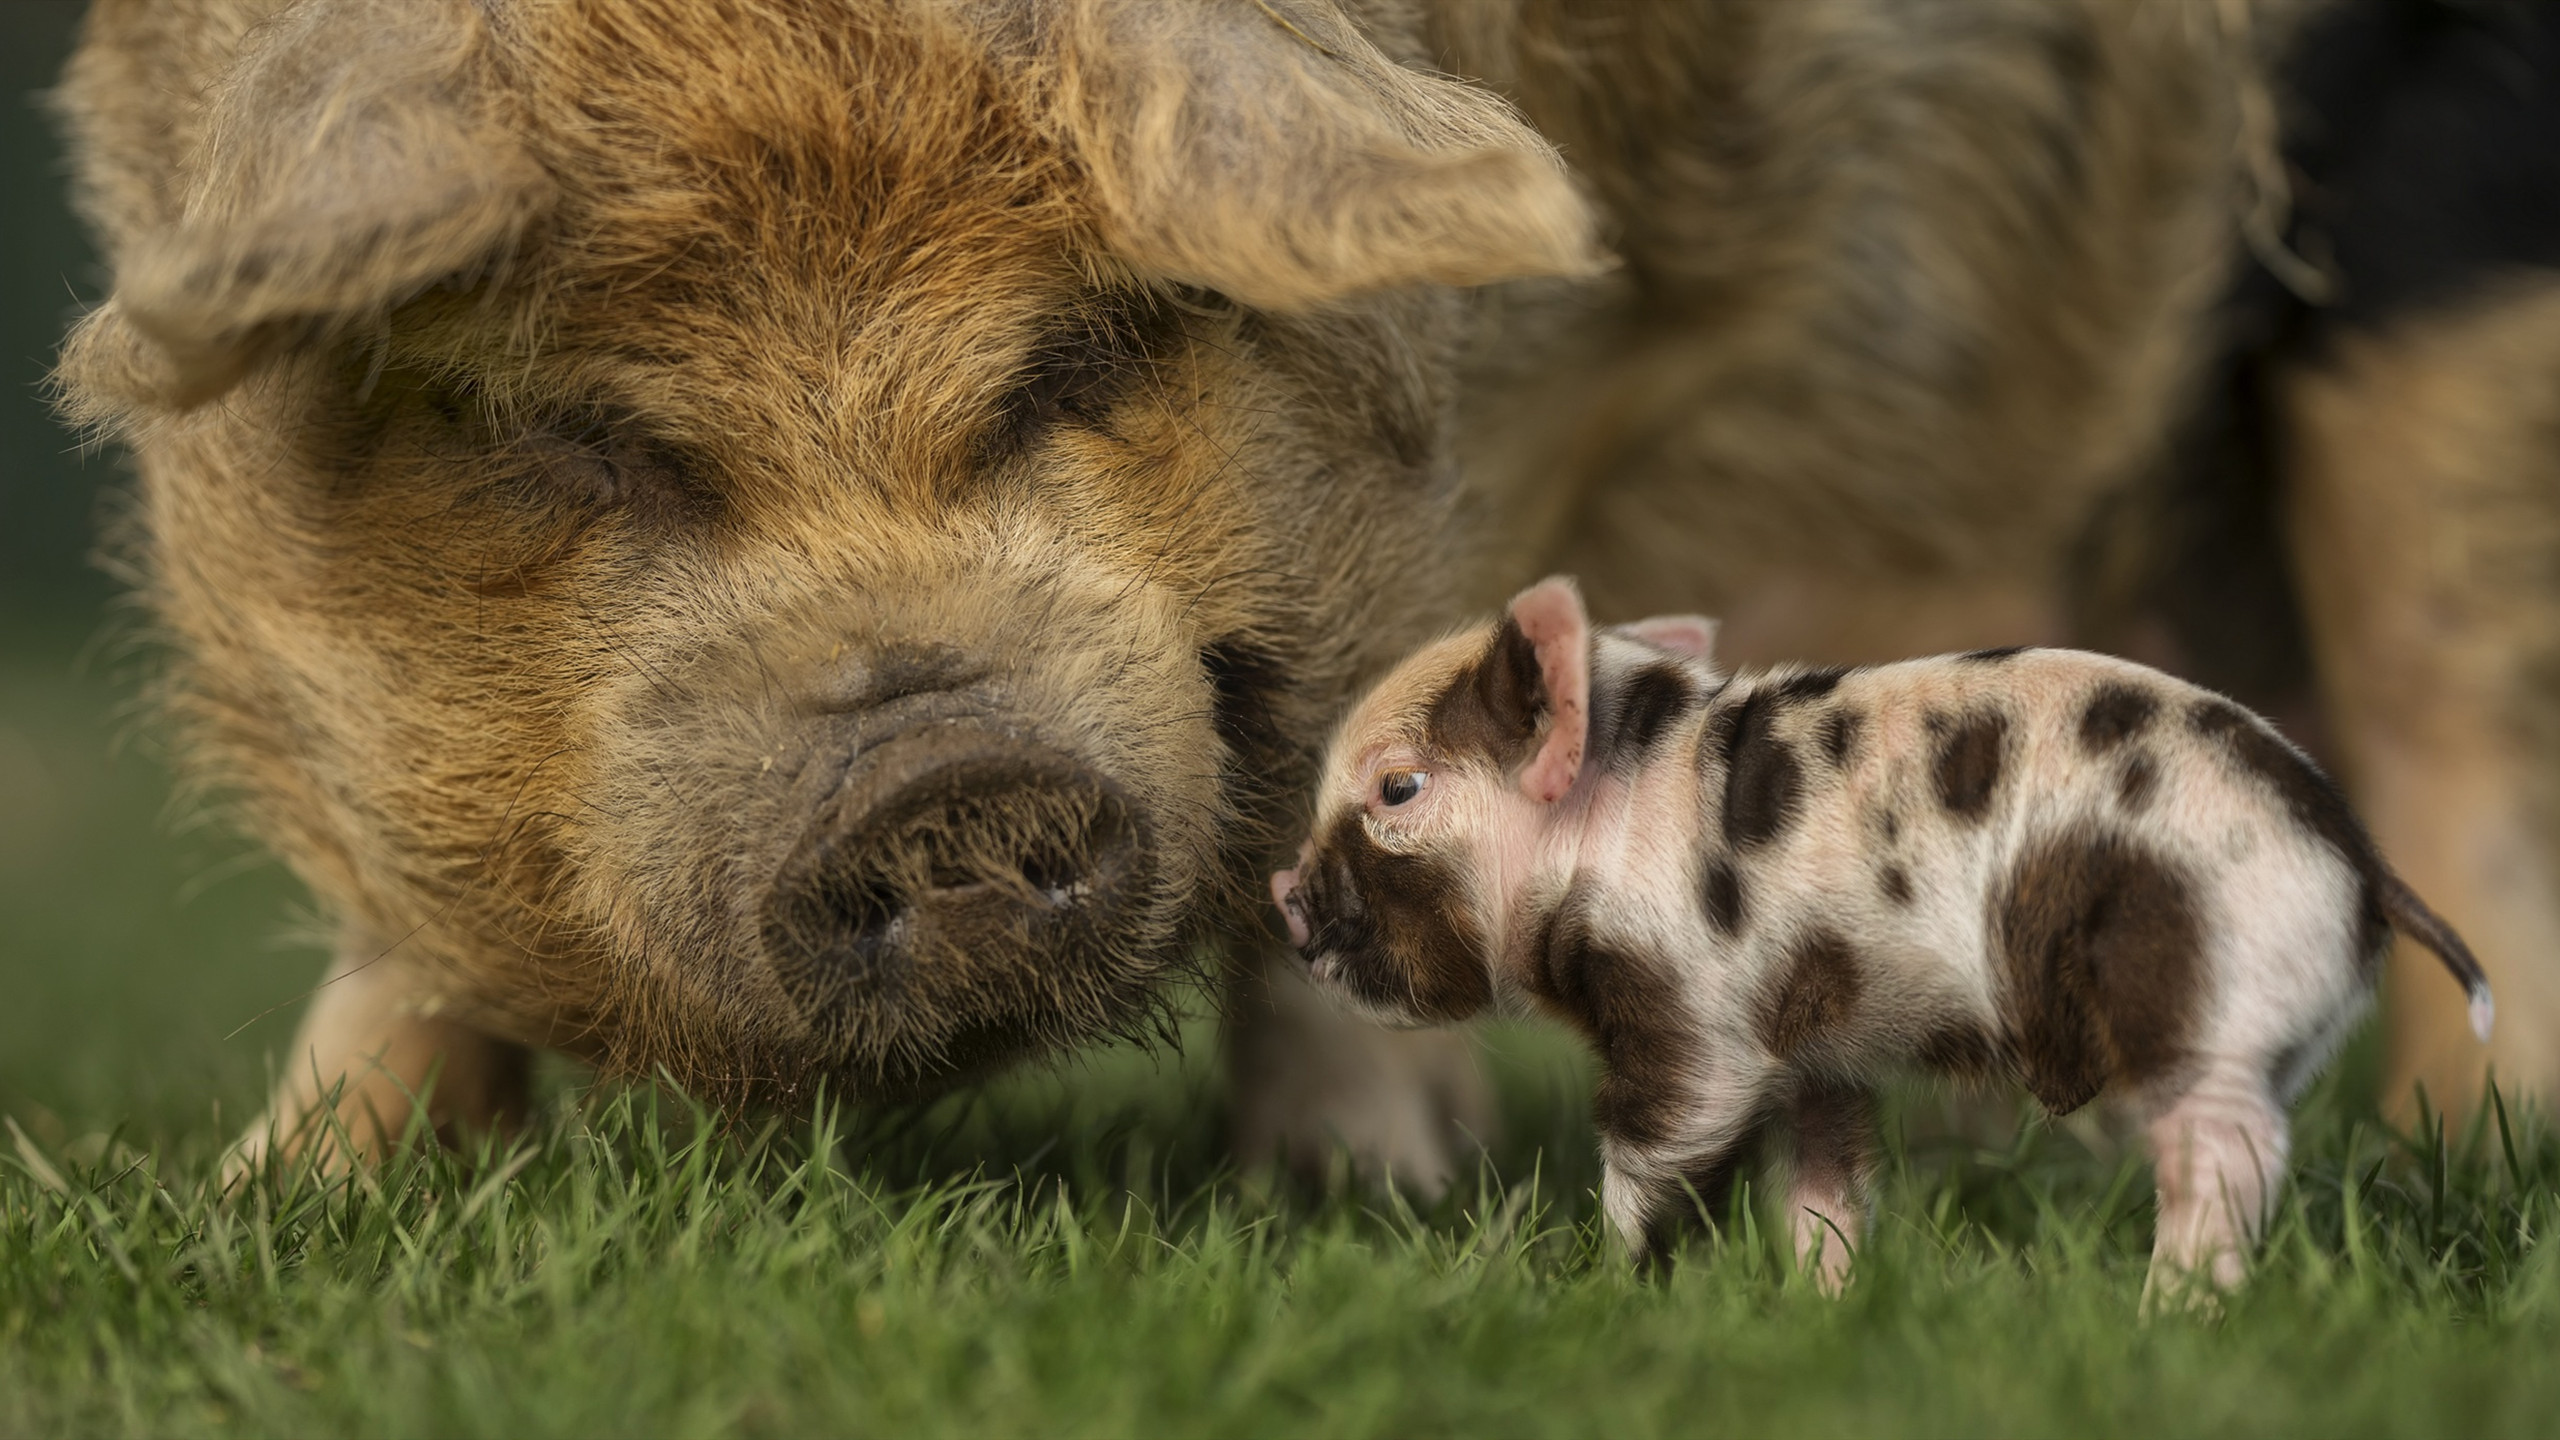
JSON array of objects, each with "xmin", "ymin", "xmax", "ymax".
[
  {"xmin": 56, "ymin": 1, "xmax": 1601, "ymax": 1102},
  {"xmin": 1273, "ymin": 579, "xmax": 1600, "ymax": 1026}
]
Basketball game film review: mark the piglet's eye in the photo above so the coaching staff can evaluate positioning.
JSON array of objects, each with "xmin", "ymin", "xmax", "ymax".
[{"xmin": 1378, "ymin": 770, "xmax": 1427, "ymax": 807}]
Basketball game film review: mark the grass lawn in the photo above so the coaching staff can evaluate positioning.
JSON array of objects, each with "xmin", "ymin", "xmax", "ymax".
[{"xmin": 5, "ymin": 630, "xmax": 2558, "ymax": 1437}]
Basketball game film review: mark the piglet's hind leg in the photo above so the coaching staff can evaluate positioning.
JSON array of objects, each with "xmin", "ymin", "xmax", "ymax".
[
  {"xmin": 1787, "ymin": 1079, "xmax": 1875, "ymax": 1294},
  {"xmin": 2144, "ymin": 1060, "xmax": 2289, "ymax": 1300}
]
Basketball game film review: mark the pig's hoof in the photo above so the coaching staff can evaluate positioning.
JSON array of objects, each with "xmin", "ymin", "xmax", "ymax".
[{"xmin": 1228, "ymin": 1022, "xmax": 1496, "ymax": 1201}]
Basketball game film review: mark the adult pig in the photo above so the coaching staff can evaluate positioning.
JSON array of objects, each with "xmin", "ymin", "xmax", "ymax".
[{"xmin": 51, "ymin": 0, "xmax": 1605, "ymax": 1181}]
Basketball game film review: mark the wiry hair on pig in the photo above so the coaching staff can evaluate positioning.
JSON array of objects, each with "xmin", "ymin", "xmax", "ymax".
[
  {"xmin": 1272, "ymin": 577, "xmax": 2493, "ymax": 1292},
  {"xmin": 50, "ymin": 0, "xmax": 1609, "ymax": 1183}
]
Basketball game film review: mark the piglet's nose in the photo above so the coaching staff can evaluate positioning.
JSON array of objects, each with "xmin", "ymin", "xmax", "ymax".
[{"xmin": 1270, "ymin": 868, "xmax": 1310, "ymax": 950}]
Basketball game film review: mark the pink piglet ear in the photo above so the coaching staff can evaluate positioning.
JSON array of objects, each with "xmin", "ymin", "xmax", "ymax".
[
  {"xmin": 1624, "ymin": 614, "xmax": 1720, "ymax": 662},
  {"xmin": 1508, "ymin": 576, "xmax": 1590, "ymax": 803}
]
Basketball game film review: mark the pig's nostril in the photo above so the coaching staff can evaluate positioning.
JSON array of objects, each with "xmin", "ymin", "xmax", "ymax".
[
  {"xmin": 1019, "ymin": 849, "xmax": 1086, "ymax": 906},
  {"xmin": 761, "ymin": 727, "xmax": 1151, "ymax": 1031}
]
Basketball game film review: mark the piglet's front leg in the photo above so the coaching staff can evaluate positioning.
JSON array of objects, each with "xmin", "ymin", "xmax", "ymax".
[{"xmin": 1597, "ymin": 1051, "xmax": 1782, "ymax": 1267}]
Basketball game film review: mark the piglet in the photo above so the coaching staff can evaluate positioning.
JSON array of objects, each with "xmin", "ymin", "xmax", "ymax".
[{"xmin": 1270, "ymin": 576, "xmax": 2492, "ymax": 1292}]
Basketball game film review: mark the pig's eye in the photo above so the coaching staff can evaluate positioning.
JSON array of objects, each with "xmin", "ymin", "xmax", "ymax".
[
  {"xmin": 978, "ymin": 291, "xmax": 1185, "ymax": 462},
  {"xmin": 520, "ymin": 409, "xmax": 717, "ymax": 526},
  {"xmin": 1378, "ymin": 770, "xmax": 1427, "ymax": 807}
]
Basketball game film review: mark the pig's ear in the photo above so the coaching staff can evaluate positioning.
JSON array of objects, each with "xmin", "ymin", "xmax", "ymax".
[
  {"xmin": 1048, "ymin": 0, "xmax": 1608, "ymax": 311},
  {"xmin": 56, "ymin": 0, "xmax": 552, "ymax": 416},
  {"xmin": 1624, "ymin": 615, "xmax": 1721, "ymax": 663},
  {"xmin": 1509, "ymin": 576, "xmax": 1590, "ymax": 804}
]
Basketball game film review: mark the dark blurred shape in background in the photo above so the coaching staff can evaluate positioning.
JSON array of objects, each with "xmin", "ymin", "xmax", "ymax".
[{"xmin": 1, "ymin": 1, "xmax": 102, "ymax": 629}]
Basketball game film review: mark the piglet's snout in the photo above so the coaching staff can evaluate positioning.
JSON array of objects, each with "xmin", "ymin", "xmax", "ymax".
[{"xmin": 1269, "ymin": 866, "xmax": 1310, "ymax": 950}]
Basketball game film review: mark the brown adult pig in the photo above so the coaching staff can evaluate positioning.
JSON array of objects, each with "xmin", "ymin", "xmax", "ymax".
[
  {"xmin": 1271, "ymin": 578, "xmax": 2491, "ymax": 1288},
  {"xmin": 51, "ymin": 0, "xmax": 1606, "ymax": 1178}
]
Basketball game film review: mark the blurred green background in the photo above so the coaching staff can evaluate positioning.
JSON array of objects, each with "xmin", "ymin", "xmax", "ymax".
[{"xmin": 0, "ymin": 1, "xmax": 321, "ymax": 1143}]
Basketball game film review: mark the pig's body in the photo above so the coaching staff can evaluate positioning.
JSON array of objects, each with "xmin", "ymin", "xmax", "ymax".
[{"xmin": 1276, "ymin": 581, "xmax": 2491, "ymax": 1290}]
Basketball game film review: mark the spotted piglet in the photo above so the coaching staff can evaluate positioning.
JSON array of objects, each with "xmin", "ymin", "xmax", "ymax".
[{"xmin": 1269, "ymin": 577, "xmax": 2493, "ymax": 1292}]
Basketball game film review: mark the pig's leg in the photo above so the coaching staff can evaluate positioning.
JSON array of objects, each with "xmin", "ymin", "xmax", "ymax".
[
  {"xmin": 229, "ymin": 940, "xmax": 530, "ymax": 1180},
  {"xmin": 2142, "ymin": 1059, "xmax": 2288, "ymax": 1298},
  {"xmin": 1785, "ymin": 1078, "xmax": 1875, "ymax": 1293},
  {"xmin": 1601, "ymin": 1061, "xmax": 1782, "ymax": 1267},
  {"xmin": 1225, "ymin": 944, "xmax": 1495, "ymax": 1199},
  {"xmin": 2283, "ymin": 282, "xmax": 2560, "ymax": 1122}
]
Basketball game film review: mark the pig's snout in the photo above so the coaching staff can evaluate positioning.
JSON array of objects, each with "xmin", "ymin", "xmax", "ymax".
[
  {"xmin": 1270, "ymin": 867, "xmax": 1309, "ymax": 950},
  {"xmin": 760, "ymin": 719, "xmax": 1154, "ymax": 1056}
]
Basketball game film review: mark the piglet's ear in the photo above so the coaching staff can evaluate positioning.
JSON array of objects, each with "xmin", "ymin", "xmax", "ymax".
[
  {"xmin": 1624, "ymin": 615, "xmax": 1720, "ymax": 663},
  {"xmin": 1509, "ymin": 576, "xmax": 1589, "ymax": 804}
]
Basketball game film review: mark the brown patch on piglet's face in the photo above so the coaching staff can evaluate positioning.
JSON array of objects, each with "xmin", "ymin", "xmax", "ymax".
[
  {"xmin": 1289, "ymin": 810, "xmax": 1496, "ymax": 1027},
  {"xmin": 1275, "ymin": 627, "xmax": 1513, "ymax": 1026},
  {"xmin": 1277, "ymin": 593, "xmax": 1591, "ymax": 1028}
]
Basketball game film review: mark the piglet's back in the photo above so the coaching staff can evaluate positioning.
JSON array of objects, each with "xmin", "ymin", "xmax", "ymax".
[{"xmin": 1683, "ymin": 646, "xmax": 2390, "ymax": 1110}]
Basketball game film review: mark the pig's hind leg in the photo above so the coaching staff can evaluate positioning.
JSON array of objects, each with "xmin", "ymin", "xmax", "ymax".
[
  {"xmin": 1785, "ymin": 1078, "xmax": 1876, "ymax": 1293},
  {"xmin": 2142, "ymin": 1057, "xmax": 2289, "ymax": 1298}
]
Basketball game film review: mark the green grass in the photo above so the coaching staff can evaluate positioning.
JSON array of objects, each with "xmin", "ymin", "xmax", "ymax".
[{"xmin": 6, "ymin": 631, "xmax": 2560, "ymax": 1437}]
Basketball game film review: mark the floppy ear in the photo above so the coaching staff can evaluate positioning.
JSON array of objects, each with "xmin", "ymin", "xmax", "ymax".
[
  {"xmin": 1624, "ymin": 615, "xmax": 1720, "ymax": 663},
  {"xmin": 1049, "ymin": 0, "xmax": 1607, "ymax": 311},
  {"xmin": 57, "ymin": 0, "xmax": 553, "ymax": 415},
  {"xmin": 1508, "ymin": 576, "xmax": 1590, "ymax": 804}
]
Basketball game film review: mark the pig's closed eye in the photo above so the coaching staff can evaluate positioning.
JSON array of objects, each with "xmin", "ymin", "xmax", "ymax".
[
  {"xmin": 520, "ymin": 409, "xmax": 716, "ymax": 526},
  {"xmin": 977, "ymin": 290, "xmax": 1194, "ymax": 462},
  {"xmin": 1379, "ymin": 770, "xmax": 1427, "ymax": 807}
]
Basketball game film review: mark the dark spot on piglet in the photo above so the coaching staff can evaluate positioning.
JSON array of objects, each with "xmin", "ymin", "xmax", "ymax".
[
  {"xmin": 1932, "ymin": 711, "xmax": 2008, "ymax": 822},
  {"xmin": 1820, "ymin": 709, "xmax": 1864, "ymax": 767},
  {"xmin": 2189, "ymin": 699, "xmax": 2374, "ymax": 870},
  {"xmin": 1302, "ymin": 811, "xmax": 1492, "ymax": 1023},
  {"xmin": 1758, "ymin": 928, "xmax": 1863, "ymax": 1058},
  {"xmin": 1774, "ymin": 666, "xmax": 1848, "ymax": 703},
  {"xmin": 1960, "ymin": 646, "xmax": 2030, "ymax": 663},
  {"xmin": 1613, "ymin": 662, "xmax": 1696, "ymax": 764},
  {"xmin": 2116, "ymin": 753, "xmax": 2158, "ymax": 811},
  {"xmin": 1703, "ymin": 858, "xmax": 1746, "ymax": 935},
  {"xmin": 1992, "ymin": 830, "xmax": 2204, "ymax": 1112},
  {"xmin": 1721, "ymin": 689, "xmax": 1802, "ymax": 848},
  {"xmin": 1880, "ymin": 864, "xmax": 1913, "ymax": 905},
  {"xmin": 2190, "ymin": 697, "xmax": 2391, "ymax": 956},
  {"xmin": 1916, "ymin": 1017, "xmax": 2000, "ymax": 1079},
  {"xmin": 1526, "ymin": 894, "xmax": 1693, "ymax": 1151},
  {"xmin": 2078, "ymin": 683, "xmax": 2159, "ymax": 754}
]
